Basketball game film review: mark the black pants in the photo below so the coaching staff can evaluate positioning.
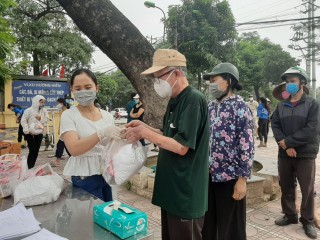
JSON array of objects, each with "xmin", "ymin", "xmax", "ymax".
[
  {"xmin": 278, "ymin": 156, "xmax": 315, "ymax": 224},
  {"xmin": 161, "ymin": 209, "xmax": 204, "ymax": 240},
  {"xmin": 202, "ymin": 177, "xmax": 247, "ymax": 240},
  {"xmin": 139, "ymin": 139, "xmax": 146, "ymax": 146},
  {"xmin": 25, "ymin": 134, "xmax": 43, "ymax": 169},
  {"xmin": 55, "ymin": 139, "xmax": 71, "ymax": 158},
  {"xmin": 18, "ymin": 124, "xmax": 25, "ymax": 142},
  {"xmin": 258, "ymin": 118, "xmax": 268, "ymax": 143}
]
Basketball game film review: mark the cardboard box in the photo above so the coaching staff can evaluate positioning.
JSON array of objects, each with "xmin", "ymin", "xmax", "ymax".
[
  {"xmin": 93, "ymin": 201, "xmax": 148, "ymax": 239},
  {"xmin": 0, "ymin": 141, "xmax": 21, "ymax": 155}
]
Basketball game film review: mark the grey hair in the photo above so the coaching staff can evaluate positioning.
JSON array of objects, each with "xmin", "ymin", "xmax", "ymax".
[{"xmin": 168, "ymin": 66, "xmax": 187, "ymax": 76}]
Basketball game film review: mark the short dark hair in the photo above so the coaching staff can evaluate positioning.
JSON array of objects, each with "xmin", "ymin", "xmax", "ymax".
[
  {"xmin": 57, "ymin": 97, "xmax": 67, "ymax": 106},
  {"xmin": 7, "ymin": 103, "xmax": 21, "ymax": 109},
  {"xmin": 70, "ymin": 68, "xmax": 97, "ymax": 86}
]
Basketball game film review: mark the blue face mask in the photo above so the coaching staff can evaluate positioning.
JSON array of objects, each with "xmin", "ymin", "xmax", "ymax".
[
  {"xmin": 134, "ymin": 99, "xmax": 139, "ymax": 104},
  {"xmin": 286, "ymin": 83, "xmax": 300, "ymax": 95}
]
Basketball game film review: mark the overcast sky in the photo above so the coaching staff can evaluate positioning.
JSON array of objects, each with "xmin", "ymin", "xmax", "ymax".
[{"xmin": 92, "ymin": 0, "xmax": 318, "ymax": 82}]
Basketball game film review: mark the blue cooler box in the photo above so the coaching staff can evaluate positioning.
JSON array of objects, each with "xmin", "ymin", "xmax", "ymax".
[{"xmin": 93, "ymin": 201, "xmax": 148, "ymax": 239}]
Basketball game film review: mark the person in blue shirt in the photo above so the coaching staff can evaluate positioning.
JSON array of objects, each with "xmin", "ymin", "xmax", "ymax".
[
  {"xmin": 126, "ymin": 92, "xmax": 137, "ymax": 123},
  {"xmin": 7, "ymin": 103, "xmax": 25, "ymax": 144},
  {"xmin": 257, "ymin": 97, "xmax": 270, "ymax": 147}
]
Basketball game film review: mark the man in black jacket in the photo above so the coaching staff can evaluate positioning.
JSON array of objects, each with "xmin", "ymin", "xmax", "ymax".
[{"xmin": 272, "ymin": 66, "xmax": 320, "ymax": 239}]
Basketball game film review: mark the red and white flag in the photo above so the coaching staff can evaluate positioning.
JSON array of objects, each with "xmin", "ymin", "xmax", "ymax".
[
  {"xmin": 60, "ymin": 64, "xmax": 65, "ymax": 78},
  {"xmin": 42, "ymin": 69, "xmax": 48, "ymax": 76}
]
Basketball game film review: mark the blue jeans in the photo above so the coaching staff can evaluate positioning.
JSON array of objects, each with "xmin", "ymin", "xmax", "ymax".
[{"xmin": 71, "ymin": 175, "xmax": 112, "ymax": 202}]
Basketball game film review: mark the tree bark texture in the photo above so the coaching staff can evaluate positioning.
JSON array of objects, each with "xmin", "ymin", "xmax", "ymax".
[
  {"xmin": 56, "ymin": 0, "xmax": 168, "ymax": 128},
  {"xmin": 32, "ymin": 50, "xmax": 40, "ymax": 76}
]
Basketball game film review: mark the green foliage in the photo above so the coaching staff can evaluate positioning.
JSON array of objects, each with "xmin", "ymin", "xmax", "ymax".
[
  {"xmin": 236, "ymin": 32, "xmax": 299, "ymax": 100},
  {"xmin": 0, "ymin": 0, "xmax": 16, "ymax": 86},
  {"xmin": 96, "ymin": 72, "xmax": 118, "ymax": 107},
  {"xmin": 8, "ymin": 0, "xmax": 94, "ymax": 75},
  {"xmin": 95, "ymin": 70, "xmax": 135, "ymax": 109},
  {"xmin": 166, "ymin": 0, "xmax": 237, "ymax": 76}
]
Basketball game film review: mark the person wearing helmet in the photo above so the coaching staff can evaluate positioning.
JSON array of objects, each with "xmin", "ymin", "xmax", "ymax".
[
  {"xmin": 202, "ymin": 63, "xmax": 254, "ymax": 240},
  {"xmin": 273, "ymin": 82, "xmax": 320, "ymax": 230},
  {"xmin": 271, "ymin": 66, "xmax": 320, "ymax": 239}
]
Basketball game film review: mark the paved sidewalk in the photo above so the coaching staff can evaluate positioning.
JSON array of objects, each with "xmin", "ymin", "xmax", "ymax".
[{"xmin": 25, "ymin": 134, "xmax": 320, "ymax": 240}]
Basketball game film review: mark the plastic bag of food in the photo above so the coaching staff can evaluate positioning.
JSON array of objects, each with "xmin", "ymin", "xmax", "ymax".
[
  {"xmin": 13, "ymin": 172, "xmax": 64, "ymax": 206},
  {"xmin": 102, "ymin": 140, "xmax": 148, "ymax": 186}
]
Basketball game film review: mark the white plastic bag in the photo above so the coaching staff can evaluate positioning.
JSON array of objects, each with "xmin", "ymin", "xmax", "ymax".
[
  {"xmin": 0, "ymin": 154, "xmax": 27, "ymax": 198},
  {"xmin": 13, "ymin": 172, "xmax": 64, "ymax": 206},
  {"xmin": 102, "ymin": 140, "xmax": 148, "ymax": 185},
  {"xmin": 29, "ymin": 122, "xmax": 44, "ymax": 135},
  {"xmin": 22, "ymin": 163, "xmax": 54, "ymax": 180}
]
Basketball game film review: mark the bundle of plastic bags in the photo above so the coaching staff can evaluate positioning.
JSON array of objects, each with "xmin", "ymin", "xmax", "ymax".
[
  {"xmin": 102, "ymin": 140, "xmax": 148, "ymax": 186},
  {"xmin": 0, "ymin": 154, "xmax": 27, "ymax": 198}
]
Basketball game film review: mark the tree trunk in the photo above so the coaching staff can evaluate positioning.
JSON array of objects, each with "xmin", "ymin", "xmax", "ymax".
[
  {"xmin": 32, "ymin": 50, "xmax": 40, "ymax": 76},
  {"xmin": 254, "ymin": 86, "xmax": 260, "ymax": 100},
  {"xmin": 56, "ymin": 0, "xmax": 168, "ymax": 128}
]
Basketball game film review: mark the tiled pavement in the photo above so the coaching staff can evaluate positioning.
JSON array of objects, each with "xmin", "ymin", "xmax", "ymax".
[{"xmin": 21, "ymin": 133, "xmax": 320, "ymax": 240}]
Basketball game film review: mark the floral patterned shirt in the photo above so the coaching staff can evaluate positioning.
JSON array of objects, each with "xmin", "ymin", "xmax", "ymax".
[{"xmin": 208, "ymin": 95, "xmax": 254, "ymax": 182}]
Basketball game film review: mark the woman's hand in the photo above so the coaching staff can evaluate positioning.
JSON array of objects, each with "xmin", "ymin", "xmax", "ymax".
[
  {"xmin": 97, "ymin": 125, "xmax": 122, "ymax": 140},
  {"xmin": 233, "ymin": 177, "xmax": 247, "ymax": 201}
]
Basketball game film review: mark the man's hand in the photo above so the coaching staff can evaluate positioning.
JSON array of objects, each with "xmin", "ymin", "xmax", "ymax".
[
  {"xmin": 278, "ymin": 139, "xmax": 287, "ymax": 150},
  {"xmin": 124, "ymin": 124, "xmax": 147, "ymax": 143},
  {"xmin": 232, "ymin": 178, "xmax": 247, "ymax": 201},
  {"xmin": 286, "ymin": 148, "xmax": 297, "ymax": 157},
  {"xmin": 126, "ymin": 120, "xmax": 145, "ymax": 128}
]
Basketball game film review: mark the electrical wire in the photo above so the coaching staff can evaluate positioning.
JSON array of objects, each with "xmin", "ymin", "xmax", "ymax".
[
  {"xmin": 236, "ymin": 16, "xmax": 320, "ymax": 26},
  {"xmin": 91, "ymin": 62, "xmax": 116, "ymax": 71},
  {"xmin": 235, "ymin": 0, "xmax": 294, "ymax": 21},
  {"xmin": 236, "ymin": 22, "xmax": 305, "ymax": 31}
]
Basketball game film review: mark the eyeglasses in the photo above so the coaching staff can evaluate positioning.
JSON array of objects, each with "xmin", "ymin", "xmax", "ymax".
[{"xmin": 153, "ymin": 69, "xmax": 175, "ymax": 83}]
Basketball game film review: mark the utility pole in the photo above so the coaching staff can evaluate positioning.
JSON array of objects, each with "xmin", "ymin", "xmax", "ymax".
[
  {"xmin": 306, "ymin": 0, "xmax": 312, "ymax": 88},
  {"xmin": 290, "ymin": 0, "xmax": 317, "ymax": 98},
  {"xmin": 310, "ymin": 0, "xmax": 316, "ymax": 98}
]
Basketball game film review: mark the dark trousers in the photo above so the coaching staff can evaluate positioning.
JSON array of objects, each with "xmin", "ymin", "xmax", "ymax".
[
  {"xmin": 258, "ymin": 118, "xmax": 268, "ymax": 143},
  {"xmin": 25, "ymin": 134, "xmax": 43, "ymax": 169},
  {"xmin": 71, "ymin": 175, "xmax": 112, "ymax": 202},
  {"xmin": 202, "ymin": 178, "xmax": 247, "ymax": 240},
  {"xmin": 278, "ymin": 157, "xmax": 315, "ymax": 224},
  {"xmin": 139, "ymin": 139, "xmax": 146, "ymax": 146},
  {"xmin": 55, "ymin": 139, "xmax": 71, "ymax": 158},
  {"xmin": 161, "ymin": 209, "xmax": 204, "ymax": 240},
  {"xmin": 18, "ymin": 124, "xmax": 25, "ymax": 142}
]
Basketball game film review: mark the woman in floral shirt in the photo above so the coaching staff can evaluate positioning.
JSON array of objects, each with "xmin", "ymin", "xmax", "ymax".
[{"xmin": 202, "ymin": 63, "xmax": 254, "ymax": 240}]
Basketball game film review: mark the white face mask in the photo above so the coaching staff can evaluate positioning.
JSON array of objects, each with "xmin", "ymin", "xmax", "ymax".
[
  {"xmin": 249, "ymin": 97, "xmax": 254, "ymax": 101},
  {"xmin": 56, "ymin": 104, "xmax": 63, "ymax": 110},
  {"xmin": 154, "ymin": 70, "xmax": 177, "ymax": 98},
  {"xmin": 73, "ymin": 89, "xmax": 97, "ymax": 106}
]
